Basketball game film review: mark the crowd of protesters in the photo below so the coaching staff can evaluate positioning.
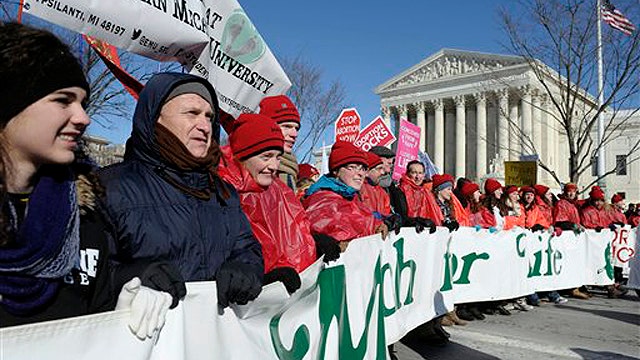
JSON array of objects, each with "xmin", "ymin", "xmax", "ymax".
[{"xmin": 1, "ymin": 22, "xmax": 638, "ymax": 359}]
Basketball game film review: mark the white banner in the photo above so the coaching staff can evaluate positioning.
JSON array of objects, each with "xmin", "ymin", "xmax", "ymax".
[
  {"xmin": 0, "ymin": 228, "xmax": 618, "ymax": 359},
  {"xmin": 626, "ymin": 228, "xmax": 640, "ymax": 289},
  {"xmin": 24, "ymin": 0, "xmax": 291, "ymax": 117}
]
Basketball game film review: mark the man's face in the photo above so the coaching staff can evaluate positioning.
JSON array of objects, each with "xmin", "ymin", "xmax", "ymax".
[
  {"xmin": 158, "ymin": 93, "xmax": 213, "ymax": 158},
  {"xmin": 278, "ymin": 121, "xmax": 299, "ymax": 153},
  {"xmin": 614, "ymin": 201, "xmax": 626, "ymax": 211},
  {"xmin": 367, "ymin": 163, "xmax": 387, "ymax": 185},
  {"xmin": 566, "ymin": 189, "xmax": 577, "ymax": 200},
  {"xmin": 594, "ymin": 199, "xmax": 605, "ymax": 210},
  {"xmin": 381, "ymin": 157, "xmax": 394, "ymax": 173},
  {"xmin": 524, "ymin": 192, "xmax": 535, "ymax": 204}
]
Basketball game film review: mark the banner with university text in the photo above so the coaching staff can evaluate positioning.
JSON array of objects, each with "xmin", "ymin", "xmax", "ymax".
[
  {"xmin": 24, "ymin": 0, "xmax": 291, "ymax": 117},
  {"xmin": 1, "ymin": 228, "xmax": 623, "ymax": 360}
]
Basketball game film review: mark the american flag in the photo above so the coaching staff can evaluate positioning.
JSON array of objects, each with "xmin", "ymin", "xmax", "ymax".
[{"xmin": 601, "ymin": 0, "xmax": 636, "ymax": 35}]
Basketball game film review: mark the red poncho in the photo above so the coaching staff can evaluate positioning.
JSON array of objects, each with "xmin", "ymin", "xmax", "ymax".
[
  {"xmin": 399, "ymin": 175, "xmax": 438, "ymax": 219},
  {"xmin": 359, "ymin": 181, "xmax": 391, "ymax": 217},
  {"xmin": 303, "ymin": 185, "xmax": 382, "ymax": 242},
  {"xmin": 218, "ymin": 146, "xmax": 316, "ymax": 273},
  {"xmin": 424, "ymin": 191, "xmax": 471, "ymax": 226},
  {"xmin": 554, "ymin": 198, "xmax": 581, "ymax": 225},
  {"xmin": 580, "ymin": 204, "xmax": 610, "ymax": 229}
]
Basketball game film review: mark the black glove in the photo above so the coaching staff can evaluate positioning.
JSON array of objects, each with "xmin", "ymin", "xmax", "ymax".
[
  {"xmin": 383, "ymin": 214, "xmax": 403, "ymax": 235},
  {"xmin": 443, "ymin": 219, "xmax": 460, "ymax": 232},
  {"xmin": 216, "ymin": 261, "xmax": 263, "ymax": 308},
  {"xmin": 116, "ymin": 261, "xmax": 186, "ymax": 309},
  {"xmin": 531, "ymin": 224, "xmax": 546, "ymax": 232},
  {"xmin": 405, "ymin": 217, "xmax": 436, "ymax": 234},
  {"xmin": 595, "ymin": 226, "xmax": 604, "ymax": 233},
  {"xmin": 608, "ymin": 223, "xmax": 618, "ymax": 231},
  {"xmin": 313, "ymin": 233, "xmax": 341, "ymax": 263},
  {"xmin": 555, "ymin": 221, "xmax": 576, "ymax": 231},
  {"xmin": 264, "ymin": 267, "xmax": 301, "ymax": 294}
]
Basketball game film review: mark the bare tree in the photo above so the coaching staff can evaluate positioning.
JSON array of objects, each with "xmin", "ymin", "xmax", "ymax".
[
  {"xmin": 498, "ymin": 0, "xmax": 640, "ymax": 188},
  {"xmin": 283, "ymin": 55, "xmax": 347, "ymax": 162}
]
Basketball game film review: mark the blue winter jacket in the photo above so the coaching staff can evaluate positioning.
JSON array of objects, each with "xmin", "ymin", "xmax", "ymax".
[{"xmin": 98, "ymin": 73, "xmax": 263, "ymax": 281}]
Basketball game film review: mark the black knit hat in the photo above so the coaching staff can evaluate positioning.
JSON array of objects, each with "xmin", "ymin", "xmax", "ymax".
[
  {"xmin": 0, "ymin": 22, "xmax": 90, "ymax": 126},
  {"xmin": 370, "ymin": 145, "xmax": 395, "ymax": 158}
]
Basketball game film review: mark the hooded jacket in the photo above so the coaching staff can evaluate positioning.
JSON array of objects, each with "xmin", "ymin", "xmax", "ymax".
[
  {"xmin": 218, "ymin": 146, "xmax": 316, "ymax": 274},
  {"xmin": 359, "ymin": 179, "xmax": 392, "ymax": 218},
  {"xmin": 98, "ymin": 73, "xmax": 263, "ymax": 281}
]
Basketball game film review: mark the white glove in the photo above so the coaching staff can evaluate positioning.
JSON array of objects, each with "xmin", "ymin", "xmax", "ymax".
[{"xmin": 115, "ymin": 277, "xmax": 172, "ymax": 340}]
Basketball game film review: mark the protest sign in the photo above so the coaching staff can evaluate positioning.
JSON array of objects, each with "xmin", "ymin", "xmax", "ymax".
[
  {"xmin": 24, "ymin": 0, "xmax": 291, "ymax": 117},
  {"xmin": 504, "ymin": 161, "xmax": 537, "ymax": 186},
  {"xmin": 353, "ymin": 116, "xmax": 396, "ymax": 151},
  {"xmin": 392, "ymin": 118, "xmax": 421, "ymax": 180},
  {"xmin": 1, "ymin": 228, "xmax": 620, "ymax": 360},
  {"xmin": 334, "ymin": 108, "xmax": 362, "ymax": 143}
]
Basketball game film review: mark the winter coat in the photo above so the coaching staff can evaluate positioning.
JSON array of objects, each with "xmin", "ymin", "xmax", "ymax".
[
  {"xmin": 580, "ymin": 204, "xmax": 610, "ymax": 229},
  {"xmin": 502, "ymin": 203, "xmax": 526, "ymax": 230},
  {"xmin": 218, "ymin": 146, "xmax": 316, "ymax": 274},
  {"xmin": 0, "ymin": 170, "xmax": 115, "ymax": 327},
  {"xmin": 302, "ymin": 176, "xmax": 382, "ymax": 241},
  {"xmin": 98, "ymin": 73, "xmax": 263, "ymax": 282},
  {"xmin": 359, "ymin": 180, "xmax": 392, "ymax": 218},
  {"xmin": 424, "ymin": 191, "xmax": 471, "ymax": 226},
  {"xmin": 606, "ymin": 207, "xmax": 627, "ymax": 225}
]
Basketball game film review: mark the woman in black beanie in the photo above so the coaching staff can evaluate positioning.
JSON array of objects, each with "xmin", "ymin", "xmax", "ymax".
[{"xmin": 0, "ymin": 22, "xmax": 182, "ymax": 339}]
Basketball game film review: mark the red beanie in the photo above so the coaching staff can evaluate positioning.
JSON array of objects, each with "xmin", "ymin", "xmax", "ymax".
[
  {"xmin": 564, "ymin": 183, "xmax": 578, "ymax": 192},
  {"xmin": 329, "ymin": 141, "xmax": 368, "ymax": 171},
  {"xmin": 259, "ymin": 95, "xmax": 300, "ymax": 125},
  {"xmin": 611, "ymin": 193, "xmax": 624, "ymax": 204},
  {"xmin": 432, "ymin": 174, "xmax": 454, "ymax": 192},
  {"xmin": 298, "ymin": 163, "xmax": 319, "ymax": 180},
  {"xmin": 589, "ymin": 186, "xmax": 605, "ymax": 201},
  {"xmin": 520, "ymin": 186, "xmax": 535, "ymax": 194},
  {"xmin": 461, "ymin": 182, "xmax": 480, "ymax": 198},
  {"xmin": 505, "ymin": 185, "xmax": 519, "ymax": 195},
  {"xmin": 366, "ymin": 152, "xmax": 383, "ymax": 169},
  {"xmin": 533, "ymin": 184, "xmax": 549, "ymax": 197},
  {"xmin": 230, "ymin": 114, "xmax": 284, "ymax": 160},
  {"xmin": 484, "ymin": 178, "xmax": 503, "ymax": 194}
]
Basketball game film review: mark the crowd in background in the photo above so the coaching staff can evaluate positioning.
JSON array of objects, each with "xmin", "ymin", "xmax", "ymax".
[{"xmin": 0, "ymin": 22, "xmax": 638, "ymax": 359}]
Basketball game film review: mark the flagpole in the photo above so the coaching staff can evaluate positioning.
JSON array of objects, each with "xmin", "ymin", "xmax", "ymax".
[{"xmin": 596, "ymin": 0, "xmax": 607, "ymax": 191}]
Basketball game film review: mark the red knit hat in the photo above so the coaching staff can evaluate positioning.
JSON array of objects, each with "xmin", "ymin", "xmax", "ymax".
[
  {"xmin": 366, "ymin": 152, "xmax": 383, "ymax": 169},
  {"xmin": 432, "ymin": 174, "xmax": 454, "ymax": 192},
  {"xmin": 520, "ymin": 186, "xmax": 535, "ymax": 194},
  {"xmin": 230, "ymin": 114, "xmax": 284, "ymax": 160},
  {"xmin": 484, "ymin": 178, "xmax": 503, "ymax": 194},
  {"xmin": 611, "ymin": 193, "xmax": 624, "ymax": 204},
  {"xmin": 505, "ymin": 185, "xmax": 520, "ymax": 195},
  {"xmin": 298, "ymin": 163, "xmax": 319, "ymax": 180},
  {"xmin": 329, "ymin": 141, "xmax": 368, "ymax": 171},
  {"xmin": 533, "ymin": 184, "xmax": 549, "ymax": 197},
  {"xmin": 589, "ymin": 186, "xmax": 605, "ymax": 201},
  {"xmin": 564, "ymin": 183, "xmax": 578, "ymax": 192},
  {"xmin": 461, "ymin": 182, "xmax": 480, "ymax": 198},
  {"xmin": 259, "ymin": 95, "xmax": 300, "ymax": 125}
]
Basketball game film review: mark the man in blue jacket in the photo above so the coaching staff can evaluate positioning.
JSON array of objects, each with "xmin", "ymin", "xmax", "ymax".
[{"xmin": 99, "ymin": 73, "xmax": 264, "ymax": 308}]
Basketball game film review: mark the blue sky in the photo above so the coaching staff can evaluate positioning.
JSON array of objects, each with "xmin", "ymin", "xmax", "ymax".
[{"xmin": 85, "ymin": 0, "xmax": 515, "ymax": 148}]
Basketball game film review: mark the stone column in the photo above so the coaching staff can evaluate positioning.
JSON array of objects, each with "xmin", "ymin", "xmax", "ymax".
[
  {"xmin": 415, "ymin": 102, "xmax": 427, "ymax": 152},
  {"xmin": 433, "ymin": 98, "xmax": 445, "ymax": 171},
  {"xmin": 475, "ymin": 93, "xmax": 487, "ymax": 179},
  {"xmin": 532, "ymin": 90, "xmax": 542, "ymax": 156},
  {"xmin": 497, "ymin": 89, "xmax": 509, "ymax": 161},
  {"xmin": 381, "ymin": 105, "xmax": 392, "ymax": 132},
  {"xmin": 399, "ymin": 104, "xmax": 408, "ymax": 122},
  {"xmin": 509, "ymin": 101, "xmax": 519, "ymax": 160},
  {"xmin": 454, "ymin": 95, "xmax": 466, "ymax": 178},
  {"xmin": 520, "ymin": 85, "xmax": 532, "ymax": 155}
]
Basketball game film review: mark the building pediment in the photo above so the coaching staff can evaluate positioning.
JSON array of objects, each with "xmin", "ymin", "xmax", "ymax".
[{"xmin": 376, "ymin": 49, "xmax": 526, "ymax": 94}]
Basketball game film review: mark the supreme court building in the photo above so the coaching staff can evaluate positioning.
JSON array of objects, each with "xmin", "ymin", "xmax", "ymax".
[{"xmin": 375, "ymin": 49, "xmax": 639, "ymax": 201}]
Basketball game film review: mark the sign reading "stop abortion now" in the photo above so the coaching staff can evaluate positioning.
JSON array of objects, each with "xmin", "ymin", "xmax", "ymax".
[{"xmin": 334, "ymin": 108, "xmax": 362, "ymax": 143}]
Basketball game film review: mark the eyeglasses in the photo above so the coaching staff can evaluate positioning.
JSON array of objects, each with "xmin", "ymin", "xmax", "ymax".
[{"xmin": 343, "ymin": 164, "xmax": 367, "ymax": 173}]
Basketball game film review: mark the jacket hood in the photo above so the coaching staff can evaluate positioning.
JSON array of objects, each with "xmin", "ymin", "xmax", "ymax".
[
  {"xmin": 124, "ymin": 72, "xmax": 220, "ymax": 166},
  {"xmin": 305, "ymin": 175, "xmax": 357, "ymax": 199}
]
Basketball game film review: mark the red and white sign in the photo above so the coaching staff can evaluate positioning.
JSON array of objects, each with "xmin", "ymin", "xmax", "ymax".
[
  {"xmin": 353, "ymin": 116, "xmax": 396, "ymax": 151},
  {"xmin": 334, "ymin": 108, "xmax": 361, "ymax": 143},
  {"xmin": 392, "ymin": 118, "xmax": 422, "ymax": 181}
]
